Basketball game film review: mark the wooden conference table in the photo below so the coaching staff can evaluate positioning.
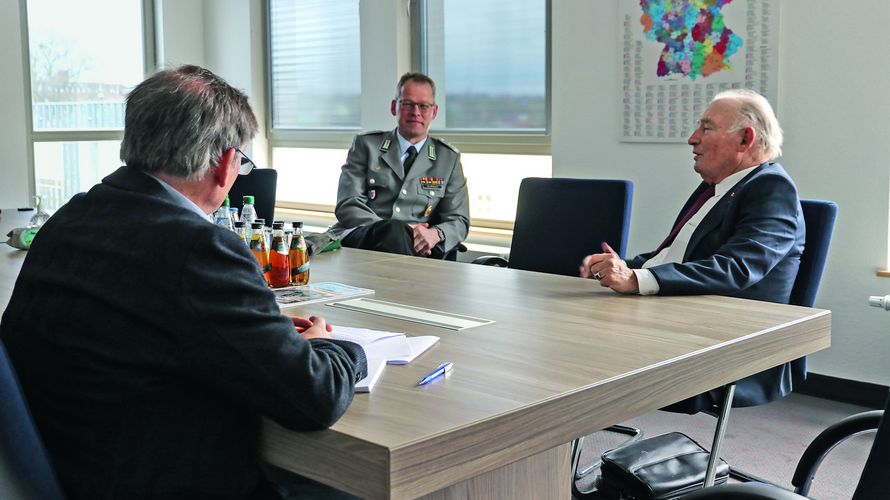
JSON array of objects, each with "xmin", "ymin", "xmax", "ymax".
[
  {"xmin": 267, "ymin": 246, "xmax": 831, "ymax": 499},
  {"xmin": 0, "ymin": 210, "xmax": 831, "ymax": 499}
]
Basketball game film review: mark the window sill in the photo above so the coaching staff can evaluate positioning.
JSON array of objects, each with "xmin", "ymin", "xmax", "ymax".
[
  {"xmin": 876, "ymin": 270, "xmax": 890, "ymax": 278},
  {"xmin": 274, "ymin": 207, "xmax": 512, "ymax": 256}
]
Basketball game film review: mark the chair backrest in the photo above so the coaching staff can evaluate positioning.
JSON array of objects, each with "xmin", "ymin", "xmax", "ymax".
[
  {"xmin": 508, "ymin": 178, "xmax": 633, "ymax": 277},
  {"xmin": 0, "ymin": 342, "xmax": 66, "ymax": 499},
  {"xmin": 227, "ymin": 168, "xmax": 278, "ymax": 223},
  {"xmin": 790, "ymin": 200, "xmax": 838, "ymax": 308},
  {"xmin": 853, "ymin": 394, "xmax": 890, "ymax": 499}
]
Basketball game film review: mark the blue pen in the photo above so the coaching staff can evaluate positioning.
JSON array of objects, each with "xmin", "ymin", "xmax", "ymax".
[{"xmin": 417, "ymin": 362, "xmax": 453, "ymax": 386}]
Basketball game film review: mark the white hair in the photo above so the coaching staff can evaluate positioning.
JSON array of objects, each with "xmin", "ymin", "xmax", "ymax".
[{"xmin": 713, "ymin": 89, "xmax": 783, "ymax": 159}]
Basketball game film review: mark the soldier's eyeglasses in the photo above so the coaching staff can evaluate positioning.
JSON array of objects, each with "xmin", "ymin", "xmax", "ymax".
[{"xmin": 398, "ymin": 100, "xmax": 435, "ymax": 113}]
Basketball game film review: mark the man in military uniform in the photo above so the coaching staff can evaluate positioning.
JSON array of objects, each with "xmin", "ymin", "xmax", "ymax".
[{"xmin": 331, "ymin": 72, "xmax": 470, "ymax": 258}]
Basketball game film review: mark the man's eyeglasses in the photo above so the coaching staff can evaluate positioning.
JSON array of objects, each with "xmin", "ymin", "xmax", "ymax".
[
  {"xmin": 235, "ymin": 147, "xmax": 257, "ymax": 175},
  {"xmin": 398, "ymin": 100, "xmax": 435, "ymax": 114}
]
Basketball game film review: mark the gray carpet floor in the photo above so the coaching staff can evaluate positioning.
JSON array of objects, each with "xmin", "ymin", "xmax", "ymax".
[{"xmin": 574, "ymin": 393, "xmax": 875, "ymax": 499}]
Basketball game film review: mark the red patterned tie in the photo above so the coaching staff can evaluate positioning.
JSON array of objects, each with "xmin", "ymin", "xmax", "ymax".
[{"xmin": 653, "ymin": 184, "xmax": 715, "ymax": 254}]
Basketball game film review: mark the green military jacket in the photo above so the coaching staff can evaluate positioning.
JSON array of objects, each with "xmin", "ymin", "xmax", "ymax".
[{"xmin": 331, "ymin": 129, "xmax": 470, "ymax": 253}]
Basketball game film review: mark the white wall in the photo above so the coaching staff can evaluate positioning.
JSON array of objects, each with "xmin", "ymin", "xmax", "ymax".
[
  {"xmin": 552, "ymin": 1, "xmax": 890, "ymax": 385},
  {"xmin": 776, "ymin": 1, "xmax": 890, "ymax": 383},
  {"xmin": 0, "ymin": 0, "xmax": 32, "ymax": 209},
  {"xmin": 2, "ymin": 0, "xmax": 889, "ymax": 384}
]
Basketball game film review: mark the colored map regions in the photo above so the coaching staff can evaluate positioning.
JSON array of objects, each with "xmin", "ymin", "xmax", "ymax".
[{"xmin": 639, "ymin": 0, "xmax": 743, "ymax": 80}]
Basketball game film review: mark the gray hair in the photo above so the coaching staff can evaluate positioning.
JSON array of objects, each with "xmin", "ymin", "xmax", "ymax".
[
  {"xmin": 395, "ymin": 72, "xmax": 437, "ymax": 100},
  {"xmin": 120, "ymin": 65, "xmax": 258, "ymax": 180},
  {"xmin": 713, "ymin": 89, "xmax": 783, "ymax": 159}
]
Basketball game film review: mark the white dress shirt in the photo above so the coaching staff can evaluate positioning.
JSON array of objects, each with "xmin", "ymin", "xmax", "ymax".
[
  {"xmin": 146, "ymin": 171, "xmax": 213, "ymax": 222},
  {"xmin": 396, "ymin": 131, "xmax": 427, "ymax": 165}
]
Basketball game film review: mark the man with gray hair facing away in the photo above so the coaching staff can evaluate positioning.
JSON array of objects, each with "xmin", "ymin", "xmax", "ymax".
[
  {"xmin": 580, "ymin": 88, "xmax": 805, "ymax": 412},
  {"xmin": 1, "ymin": 65, "xmax": 366, "ymax": 499}
]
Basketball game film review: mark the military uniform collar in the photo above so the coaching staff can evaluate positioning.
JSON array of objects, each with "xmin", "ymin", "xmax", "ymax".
[{"xmin": 395, "ymin": 129, "xmax": 429, "ymax": 157}]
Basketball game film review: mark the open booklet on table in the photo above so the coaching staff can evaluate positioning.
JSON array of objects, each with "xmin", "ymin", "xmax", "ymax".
[{"xmin": 332, "ymin": 326, "xmax": 440, "ymax": 392}]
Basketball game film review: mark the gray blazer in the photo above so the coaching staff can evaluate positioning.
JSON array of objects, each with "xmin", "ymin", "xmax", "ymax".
[{"xmin": 331, "ymin": 129, "xmax": 470, "ymax": 253}]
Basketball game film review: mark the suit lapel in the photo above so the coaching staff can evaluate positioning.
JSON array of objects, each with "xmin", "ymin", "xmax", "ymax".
[
  {"xmin": 408, "ymin": 142, "xmax": 434, "ymax": 179},
  {"xmin": 684, "ymin": 194, "xmax": 727, "ymax": 261},
  {"xmin": 378, "ymin": 130, "xmax": 405, "ymax": 180},
  {"xmin": 683, "ymin": 163, "xmax": 769, "ymax": 261}
]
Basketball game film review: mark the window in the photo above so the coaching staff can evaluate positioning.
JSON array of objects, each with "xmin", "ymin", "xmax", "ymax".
[
  {"xmin": 420, "ymin": 0, "xmax": 548, "ymax": 133},
  {"xmin": 267, "ymin": 1, "xmax": 552, "ymax": 231},
  {"xmin": 26, "ymin": 0, "xmax": 151, "ymax": 211},
  {"xmin": 268, "ymin": 0, "xmax": 361, "ymax": 130}
]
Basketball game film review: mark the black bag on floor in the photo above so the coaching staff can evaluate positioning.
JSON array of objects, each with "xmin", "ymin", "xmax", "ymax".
[{"xmin": 596, "ymin": 432, "xmax": 730, "ymax": 499}]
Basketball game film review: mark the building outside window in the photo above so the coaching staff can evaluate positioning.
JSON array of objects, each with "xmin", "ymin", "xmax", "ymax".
[{"xmin": 26, "ymin": 0, "xmax": 149, "ymax": 211}]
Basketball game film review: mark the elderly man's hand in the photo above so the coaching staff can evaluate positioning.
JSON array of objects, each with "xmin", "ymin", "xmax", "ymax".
[{"xmin": 579, "ymin": 242, "xmax": 640, "ymax": 294}]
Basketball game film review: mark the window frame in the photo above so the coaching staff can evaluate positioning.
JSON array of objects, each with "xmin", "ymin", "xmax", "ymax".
[
  {"xmin": 265, "ymin": 0, "xmax": 553, "ymax": 228},
  {"xmin": 263, "ymin": 0, "xmax": 363, "ymax": 152},
  {"xmin": 20, "ymin": 0, "xmax": 157, "ymax": 200},
  {"xmin": 411, "ymin": 0, "xmax": 552, "ymax": 155}
]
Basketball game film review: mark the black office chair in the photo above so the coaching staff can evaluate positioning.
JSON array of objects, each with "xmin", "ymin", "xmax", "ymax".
[
  {"xmin": 0, "ymin": 342, "xmax": 66, "ymax": 499},
  {"xmin": 682, "ymin": 391, "xmax": 890, "ymax": 499},
  {"xmin": 473, "ymin": 177, "xmax": 634, "ymax": 275},
  {"xmin": 227, "ymin": 168, "xmax": 278, "ymax": 223},
  {"xmin": 580, "ymin": 200, "xmax": 838, "ymax": 498}
]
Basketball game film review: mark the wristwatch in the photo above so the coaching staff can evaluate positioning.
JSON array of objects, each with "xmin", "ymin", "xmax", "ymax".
[{"xmin": 434, "ymin": 226, "xmax": 446, "ymax": 243}]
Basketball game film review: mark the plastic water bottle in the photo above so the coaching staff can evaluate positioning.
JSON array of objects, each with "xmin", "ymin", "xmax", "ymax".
[
  {"xmin": 214, "ymin": 196, "xmax": 234, "ymax": 231},
  {"xmin": 233, "ymin": 221, "xmax": 248, "ymax": 245},
  {"xmin": 240, "ymin": 195, "xmax": 257, "ymax": 225}
]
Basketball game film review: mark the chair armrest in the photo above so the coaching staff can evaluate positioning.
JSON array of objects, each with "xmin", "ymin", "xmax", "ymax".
[
  {"xmin": 681, "ymin": 483, "xmax": 807, "ymax": 499},
  {"xmin": 471, "ymin": 255, "xmax": 509, "ymax": 267},
  {"xmin": 791, "ymin": 409, "xmax": 883, "ymax": 495}
]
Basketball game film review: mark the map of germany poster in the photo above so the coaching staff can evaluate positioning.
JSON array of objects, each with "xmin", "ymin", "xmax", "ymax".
[{"xmin": 621, "ymin": 0, "xmax": 779, "ymax": 142}]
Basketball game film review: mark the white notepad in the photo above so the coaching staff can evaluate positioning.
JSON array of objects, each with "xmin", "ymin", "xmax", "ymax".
[
  {"xmin": 355, "ymin": 356, "xmax": 386, "ymax": 393},
  {"xmin": 387, "ymin": 336, "xmax": 440, "ymax": 365},
  {"xmin": 332, "ymin": 326, "xmax": 411, "ymax": 359}
]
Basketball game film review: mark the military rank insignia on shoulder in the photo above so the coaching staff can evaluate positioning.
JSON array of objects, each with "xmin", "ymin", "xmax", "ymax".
[
  {"xmin": 432, "ymin": 137, "xmax": 459, "ymax": 154},
  {"xmin": 359, "ymin": 130, "xmax": 385, "ymax": 137}
]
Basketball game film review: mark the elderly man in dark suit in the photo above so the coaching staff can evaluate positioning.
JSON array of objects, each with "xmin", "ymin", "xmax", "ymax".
[
  {"xmin": 331, "ymin": 72, "xmax": 470, "ymax": 259},
  {"xmin": 0, "ymin": 65, "xmax": 366, "ymax": 499},
  {"xmin": 580, "ymin": 89, "xmax": 805, "ymax": 411}
]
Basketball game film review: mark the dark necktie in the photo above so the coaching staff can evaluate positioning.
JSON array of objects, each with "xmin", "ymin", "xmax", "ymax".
[
  {"xmin": 403, "ymin": 146, "xmax": 419, "ymax": 173},
  {"xmin": 653, "ymin": 184, "xmax": 716, "ymax": 254}
]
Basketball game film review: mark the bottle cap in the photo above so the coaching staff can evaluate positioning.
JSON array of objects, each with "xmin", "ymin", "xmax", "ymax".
[
  {"xmin": 292, "ymin": 221, "xmax": 303, "ymax": 228},
  {"xmin": 242, "ymin": 195, "xmax": 255, "ymax": 204},
  {"xmin": 251, "ymin": 222, "xmax": 264, "ymax": 229},
  {"xmin": 272, "ymin": 221, "xmax": 284, "ymax": 229},
  {"xmin": 255, "ymin": 218, "xmax": 265, "ymax": 225},
  {"xmin": 223, "ymin": 195, "xmax": 230, "ymax": 207},
  {"xmin": 234, "ymin": 221, "xmax": 245, "ymax": 228}
]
